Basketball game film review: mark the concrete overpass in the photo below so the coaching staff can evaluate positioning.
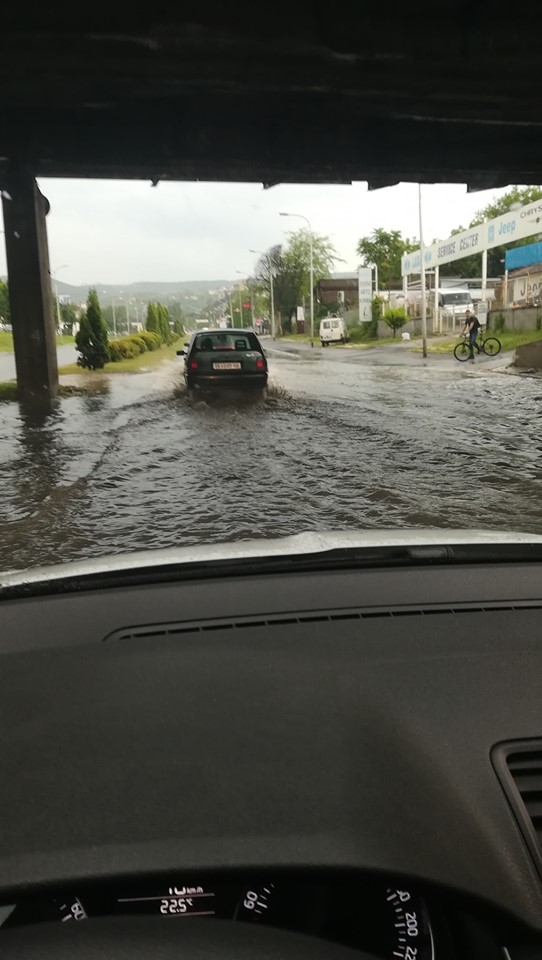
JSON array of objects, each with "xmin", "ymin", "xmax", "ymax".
[{"xmin": 2, "ymin": 5, "xmax": 542, "ymax": 399}]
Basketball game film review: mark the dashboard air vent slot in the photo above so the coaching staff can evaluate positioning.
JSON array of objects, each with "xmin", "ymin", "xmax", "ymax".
[
  {"xmin": 493, "ymin": 741, "xmax": 542, "ymax": 881},
  {"xmin": 105, "ymin": 601, "xmax": 542, "ymax": 643}
]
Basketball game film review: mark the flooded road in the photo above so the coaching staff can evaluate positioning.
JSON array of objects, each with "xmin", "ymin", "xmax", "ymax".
[{"xmin": 1, "ymin": 344, "xmax": 542, "ymax": 571}]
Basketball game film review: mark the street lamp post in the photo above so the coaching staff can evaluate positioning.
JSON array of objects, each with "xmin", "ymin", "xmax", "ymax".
[
  {"xmin": 51, "ymin": 264, "xmax": 69, "ymax": 334},
  {"xmin": 371, "ymin": 262, "xmax": 379, "ymax": 296},
  {"xmin": 112, "ymin": 299, "xmax": 117, "ymax": 336},
  {"xmin": 418, "ymin": 185, "xmax": 428, "ymax": 359},
  {"xmin": 250, "ymin": 248, "xmax": 275, "ymax": 339},
  {"xmin": 280, "ymin": 212, "xmax": 314, "ymax": 346}
]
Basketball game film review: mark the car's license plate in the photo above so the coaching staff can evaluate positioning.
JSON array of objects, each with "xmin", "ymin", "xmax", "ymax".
[{"xmin": 213, "ymin": 362, "xmax": 242, "ymax": 370}]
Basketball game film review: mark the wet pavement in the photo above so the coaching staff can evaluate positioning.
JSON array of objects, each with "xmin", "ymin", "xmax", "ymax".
[
  {"xmin": 0, "ymin": 344, "xmax": 77, "ymax": 381},
  {"xmin": 1, "ymin": 342, "xmax": 542, "ymax": 572}
]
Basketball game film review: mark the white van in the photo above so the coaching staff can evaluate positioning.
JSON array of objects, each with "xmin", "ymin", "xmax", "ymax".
[
  {"xmin": 437, "ymin": 288, "xmax": 474, "ymax": 319},
  {"xmin": 319, "ymin": 316, "xmax": 348, "ymax": 346}
]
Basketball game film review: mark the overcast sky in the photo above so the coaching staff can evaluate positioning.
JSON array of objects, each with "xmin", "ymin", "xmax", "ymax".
[{"xmin": 0, "ymin": 179, "xmax": 511, "ymax": 286}]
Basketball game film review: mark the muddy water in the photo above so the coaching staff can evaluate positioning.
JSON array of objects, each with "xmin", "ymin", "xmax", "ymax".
[{"xmin": 1, "ymin": 350, "xmax": 542, "ymax": 571}]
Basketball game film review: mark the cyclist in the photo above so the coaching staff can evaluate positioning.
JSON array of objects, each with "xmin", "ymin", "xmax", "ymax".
[{"xmin": 461, "ymin": 309, "xmax": 481, "ymax": 361}]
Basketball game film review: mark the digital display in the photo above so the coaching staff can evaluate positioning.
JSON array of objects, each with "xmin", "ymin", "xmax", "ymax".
[{"xmin": 117, "ymin": 885, "xmax": 215, "ymax": 918}]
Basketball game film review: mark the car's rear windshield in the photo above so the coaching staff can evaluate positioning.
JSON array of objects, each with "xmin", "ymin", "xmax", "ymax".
[{"xmin": 194, "ymin": 332, "xmax": 261, "ymax": 352}]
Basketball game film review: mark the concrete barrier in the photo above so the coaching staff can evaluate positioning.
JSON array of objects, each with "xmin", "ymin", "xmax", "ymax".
[
  {"xmin": 489, "ymin": 306, "xmax": 542, "ymax": 331},
  {"xmin": 513, "ymin": 339, "xmax": 542, "ymax": 369}
]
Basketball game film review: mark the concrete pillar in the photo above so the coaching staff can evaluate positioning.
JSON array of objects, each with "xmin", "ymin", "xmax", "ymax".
[{"xmin": 2, "ymin": 172, "xmax": 58, "ymax": 401}]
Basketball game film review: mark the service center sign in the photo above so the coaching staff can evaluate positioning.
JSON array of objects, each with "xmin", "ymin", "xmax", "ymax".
[
  {"xmin": 402, "ymin": 197, "xmax": 542, "ymax": 276},
  {"xmin": 434, "ymin": 225, "xmax": 484, "ymax": 266},
  {"xmin": 401, "ymin": 247, "xmax": 434, "ymax": 275}
]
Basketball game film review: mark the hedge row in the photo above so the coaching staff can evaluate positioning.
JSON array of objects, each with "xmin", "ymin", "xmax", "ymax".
[{"xmin": 107, "ymin": 332, "xmax": 162, "ymax": 362}]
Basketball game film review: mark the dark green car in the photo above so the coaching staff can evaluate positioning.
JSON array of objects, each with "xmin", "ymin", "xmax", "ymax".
[{"xmin": 178, "ymin": 329, "xmax": 268, "ymax": 394}]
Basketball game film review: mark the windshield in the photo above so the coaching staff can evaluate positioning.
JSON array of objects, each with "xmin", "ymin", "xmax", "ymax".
[
  {"xmin": 441, "ymin": 293, "xmax": 472, "ymax": 305},
  {"xmin": 1, "ymin": 178, "xmax": 542, "ymax": 574},
  {"xmin": 194, "ymin": 333, "xmax": 261, "ymax": 351}
]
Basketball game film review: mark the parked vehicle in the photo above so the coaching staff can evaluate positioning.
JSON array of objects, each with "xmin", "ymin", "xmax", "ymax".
[
  {"xmin": 177, "ymin": 329, "xmax": 268, "ymax": 394},
  {"xmin": 437, "ymin": 288, "xmax": 474, "ymax": 320},
  {"xmin": 319, "ymin": 316, "xmax": 348, "ymax": 346}
]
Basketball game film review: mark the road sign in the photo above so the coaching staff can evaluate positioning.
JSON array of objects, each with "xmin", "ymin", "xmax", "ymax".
[{"xmin": 358, "ymin": 267, "xmax": 372, "ymax": 322}]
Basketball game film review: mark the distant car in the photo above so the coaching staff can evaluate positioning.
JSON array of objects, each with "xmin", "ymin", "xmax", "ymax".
[{"xmin": 177, "ymin": 329, "xmax": 268, "ymax": 394}]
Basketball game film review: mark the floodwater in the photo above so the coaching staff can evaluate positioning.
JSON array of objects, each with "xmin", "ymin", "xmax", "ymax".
[{"xmin": 1, "ymin": 344, "xmax": 542, "ymax": 571}]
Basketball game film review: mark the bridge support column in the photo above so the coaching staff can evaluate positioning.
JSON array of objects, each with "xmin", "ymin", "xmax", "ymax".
[{"xmin": 2, "ymin": 172, "xmax": 58, "ymax": 401}]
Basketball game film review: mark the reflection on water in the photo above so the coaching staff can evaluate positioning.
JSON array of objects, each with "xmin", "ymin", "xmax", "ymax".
[{"xmin": 1, "ymin": 355, "xmax": 542, "ymax": 571}]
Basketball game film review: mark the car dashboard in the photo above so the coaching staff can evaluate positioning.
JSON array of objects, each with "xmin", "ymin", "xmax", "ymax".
[
  {"xmin": 0, "ymin": 868, "xmax": 527, "ymax": 958},
  {"xmin": 2, "ymin": 542, "xmax": 542, "ymax": 959}
]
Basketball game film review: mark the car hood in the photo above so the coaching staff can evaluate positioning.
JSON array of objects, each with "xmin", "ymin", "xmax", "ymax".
[{"xmin": 2, "ymin": 528, "xmax": 542, "ymax": 591}]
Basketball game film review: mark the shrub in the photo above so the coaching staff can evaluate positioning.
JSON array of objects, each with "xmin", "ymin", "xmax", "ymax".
[
  {"xmin": 493, "ymin": 313, "xmax": 506, "ymax": 333},
  {"xmin": 364, "ymin": 296, "xmax": 383, "ymax": 339},
  {"xmin": 347, "ymin": 325, "xmax": 368, "ymax": 343},
  {"xmin": 127, "ymin": 335, "xmax": 148, "ymax": 354},
  {"xmin": 383, "ymin": 307, "xmax": 408, "ymax": 337},
  {"xmin": 139, "ymin": 331, "xmax": 161, "ymax": 351},
  {"xmin": 536, "ymin": 314, "xmax": 542, "ymax": 331},
  {"xmin": 107, "ymin": 340, "xmax": 124, "ymax": 362},
  {"xmin": 107, "ymin": 336, "xmax": 142, "ymax": 361}
]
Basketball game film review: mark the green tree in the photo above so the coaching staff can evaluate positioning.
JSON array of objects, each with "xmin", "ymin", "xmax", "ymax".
[
  {"xmin": 173, "ymin": 317, "xmax": 184, "ymax": 336},
  {"xmin": 356, "ymin": 229, "xmax": 417, "ymax": 290},
  {"xmin": 383, "ymin": 307, "xmax": 408, "ymax": 337},
  {"xmin": 60, "ymin": 302, "xmax": 78, "ymax": 334},
  {"xmin": 0, "ymin": 280, "xmax": 11, "ymax": 324},
  {"xmin": 254, "ymin": 231, "xmax": 339, "ymax": 333},
  {"xmin": 145, "ymin": 301, "xmax": 159, "ymax": 336},
  {"xmin": 156, "ymin": 303, "xmax": 171, "ymax": 342},
  {"xmin": 75, "ymin": 288, "xmax": 109, "ymax": 370}
]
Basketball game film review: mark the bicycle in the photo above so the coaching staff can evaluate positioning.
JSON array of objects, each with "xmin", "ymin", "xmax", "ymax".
[{"xmin": 453, "ymin": 330, "xmax": 502, "ymax": 362}]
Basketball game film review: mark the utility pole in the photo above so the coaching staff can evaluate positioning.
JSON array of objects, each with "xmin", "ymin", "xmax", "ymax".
[{"xmin": 418, "ymin": 184, "xmax": 428, "ymax": 359}]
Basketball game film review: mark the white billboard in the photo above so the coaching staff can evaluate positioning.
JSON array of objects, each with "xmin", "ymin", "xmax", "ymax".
[
  {"xmin": 434, "ymin": 225, "xmax": 484, "ymax": 267},
  {"xmin": 486, "ymin": 199, "xmax": 542, "ymax": 250},
  {"xmin": 402, "ymin": 196, "xmax": 542, "ymax": 277},
  {"xmin": 358, "ymin": 267, "xmax": 373, "ymax": 322}
]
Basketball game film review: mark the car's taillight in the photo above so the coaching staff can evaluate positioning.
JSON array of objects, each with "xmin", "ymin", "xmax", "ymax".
[
  {"xmin": 190, "ymin": 360, "xmax": 198, "ymax": 369},
  {"xmin": 256, "ymin": 358, "xmax": 266, "ymax": 369}
]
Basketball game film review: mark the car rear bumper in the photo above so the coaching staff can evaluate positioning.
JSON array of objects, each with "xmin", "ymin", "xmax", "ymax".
[{"xmin": 186, "ymin": 374, "xmax": 268, "ymax": 390}]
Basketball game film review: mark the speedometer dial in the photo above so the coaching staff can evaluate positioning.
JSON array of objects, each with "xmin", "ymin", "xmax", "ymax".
[
  {"xmin": 385, "ymin": 887, "xmax": 433, "ymax": 960},
  {"xmin": 235, "ymin": 883, "xmax": 275, "ymax": 922}
]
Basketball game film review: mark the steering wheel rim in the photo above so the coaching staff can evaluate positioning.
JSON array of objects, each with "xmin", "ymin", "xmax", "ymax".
[{"xmin": 0, "ymin": 916, "xmax": 380, "ymax": 960}]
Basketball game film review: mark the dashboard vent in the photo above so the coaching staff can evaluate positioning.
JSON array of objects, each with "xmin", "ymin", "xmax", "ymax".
[
  {"xmin": 493, "ymin": 741, "xmax": 542, "ymax": 880},
  {"xmin": 105, "ymin": 601, "xmax": 542, "ymax": 643}
]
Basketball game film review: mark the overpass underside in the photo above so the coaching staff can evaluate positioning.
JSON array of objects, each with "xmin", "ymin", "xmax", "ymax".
[{"xmin": 2, "ymin": 6, "xmax": 542, "ymax": 400}]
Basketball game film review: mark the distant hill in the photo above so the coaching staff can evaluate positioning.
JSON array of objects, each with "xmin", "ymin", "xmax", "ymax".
[{"xmin": 53, "ymin": 279, "xmax": 234, "ymax": 313}]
